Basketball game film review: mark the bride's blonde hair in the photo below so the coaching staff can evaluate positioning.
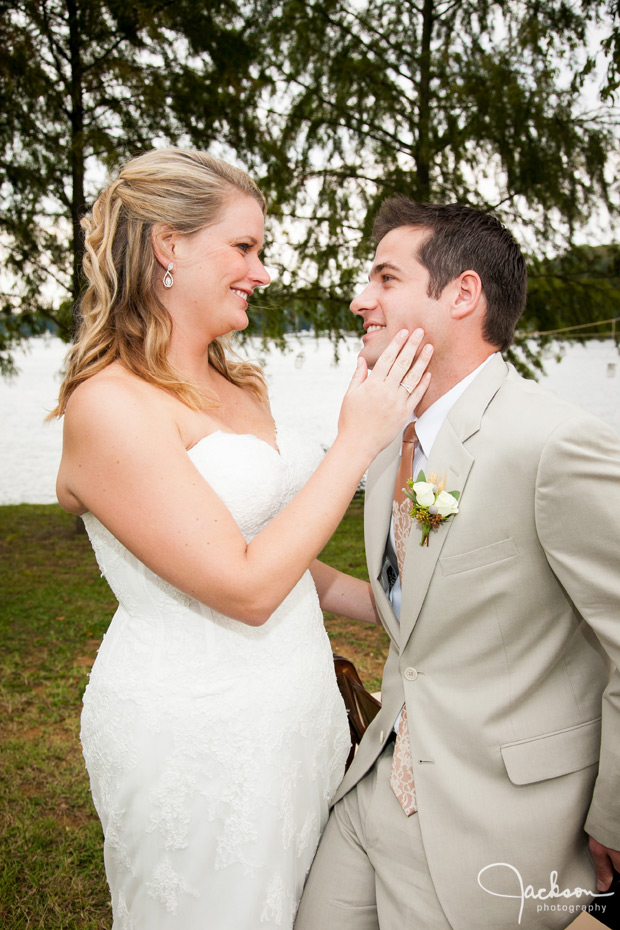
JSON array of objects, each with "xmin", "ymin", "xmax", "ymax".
[{"xmin": 52, "ymin": 148, "xmax": 268, "ymax": 417}]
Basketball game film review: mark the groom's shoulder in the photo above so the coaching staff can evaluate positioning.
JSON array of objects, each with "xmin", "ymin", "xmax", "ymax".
[
  {"xmin": 490, "ymin": 362, "xmax": 616, "ymax": 445},
  {"xmin": 497, "ymin": 363, "xmax": 596, "ymax": 420}
]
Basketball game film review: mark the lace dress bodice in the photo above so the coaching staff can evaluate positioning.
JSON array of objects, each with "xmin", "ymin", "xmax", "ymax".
[{"xmin": 80, "ymin": 426, "xmax": 350, "ymax": 929}]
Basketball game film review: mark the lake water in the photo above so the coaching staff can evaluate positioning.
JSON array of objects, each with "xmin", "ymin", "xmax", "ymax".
[{"xmin": 1, "ymin": 335, "xmax": 619, "ymax": 505}]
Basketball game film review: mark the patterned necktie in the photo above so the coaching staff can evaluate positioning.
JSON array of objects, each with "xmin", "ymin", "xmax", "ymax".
[
  {"xmin": 391, "ymin": 422, "xmax": 417, "ymax": 577},
  {"xmin": 390, "ymin": 422, "xmax": 418, "ymax": 816},
  {"xmin": 390, "ymin": 706, "xmax": 417, "ymax": 815}
]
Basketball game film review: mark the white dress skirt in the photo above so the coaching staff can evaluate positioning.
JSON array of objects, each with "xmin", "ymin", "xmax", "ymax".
[{"xmin": 80, "ymin": 427, "xmax": 350, "ymax": 929}]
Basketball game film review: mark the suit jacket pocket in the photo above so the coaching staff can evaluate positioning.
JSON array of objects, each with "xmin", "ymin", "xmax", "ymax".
[
  {"xmin": 500, "ymin": 718, "xmax": 601, "ymax": 786},
  {"xmin": 439, "ymin": 537, "xmax": 517, "ymax": 576}
]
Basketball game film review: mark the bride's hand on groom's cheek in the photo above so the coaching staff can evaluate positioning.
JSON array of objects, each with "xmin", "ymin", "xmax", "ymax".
[{"xmin": 338, "ymin": 329, "xmax": 433, "ymax": 457}]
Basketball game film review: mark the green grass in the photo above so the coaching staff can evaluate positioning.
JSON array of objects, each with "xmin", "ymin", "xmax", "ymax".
[
  {"xmin": 319, "ymin": 493, "xmax": 390, "ymax": 692},
  {"xmin": 0, "ymin": 500, "xmax": 389, "ymax": 927},
  {"xmin": 1, "ymin": 505, "xmax": 115, "ymax": 929}
]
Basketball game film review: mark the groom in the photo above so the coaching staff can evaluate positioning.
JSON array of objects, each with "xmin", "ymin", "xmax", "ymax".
[{"xmin": 295, "ymin": 198, "xmax": 620, "ymax": 929}]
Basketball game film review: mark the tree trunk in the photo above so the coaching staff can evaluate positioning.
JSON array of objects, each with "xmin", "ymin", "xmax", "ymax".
[
  {"xmin": 66, "ymin": 0, "xmax": 86, "ymax": 335},
  {"xmin": 415, "ymin": 0, "xmax": 434, "ymax": 200}
]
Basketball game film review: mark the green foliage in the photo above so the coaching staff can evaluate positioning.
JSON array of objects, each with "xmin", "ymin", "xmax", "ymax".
[
  {"xmin": 0, "ymin": 0, "xmax": 266, "ymax": 373},
  {"xmin": 0, "ymin": 0, "xmax": 618, "ymax": 372},
  {"xmin": 526, "ymin": 242, "xmax": 620, "ymax": 337},
  {"xmin": 505, "ymin": 241, "xmax": 619, "ymax": 375},
  {"xmin": 253, "ymin": 0, "xmax": 619, "ymax": 343},
  {"xmin": 602, "ymin": 0, "xmax": 620, "ymax": 101}
]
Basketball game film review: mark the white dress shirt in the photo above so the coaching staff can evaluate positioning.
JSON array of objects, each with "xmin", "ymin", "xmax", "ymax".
[{"xmin": 385, "ymin": 354, "xmax": 497, "ymax": 620}]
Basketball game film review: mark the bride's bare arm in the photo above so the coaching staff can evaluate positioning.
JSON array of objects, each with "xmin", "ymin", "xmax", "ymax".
[
  {"xmin": 58, "ymin": 329, "xmax": 431, "ymax": 625},
  {"xmin": 310, "ymin": 561, "xmax": 379, "ymax": 625}
]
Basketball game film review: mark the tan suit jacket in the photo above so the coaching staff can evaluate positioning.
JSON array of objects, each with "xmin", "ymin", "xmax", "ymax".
[{"xmin": 334, "ymin": 355, "xmax": 620, "ymax": 929}]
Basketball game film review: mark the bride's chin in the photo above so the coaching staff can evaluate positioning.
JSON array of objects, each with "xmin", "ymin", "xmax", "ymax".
[
  {"xmin": 216, "ymin": 316, "xmax": 249, "ymax": 339},
  {"xmin": 232, "ymin": 315, "xmax": 250, "ymax": 334}
]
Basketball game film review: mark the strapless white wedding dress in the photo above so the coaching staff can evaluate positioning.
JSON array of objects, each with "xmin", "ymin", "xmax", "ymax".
[{"xmin": 80, "ymin": 427, "xmax": 350, "ymax": 930}]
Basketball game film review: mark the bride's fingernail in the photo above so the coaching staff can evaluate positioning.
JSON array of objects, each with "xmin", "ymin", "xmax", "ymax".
[
  {"xmin": 398, "ymin": 329, "xmax": 409, "ymax": 339},
  {"xmin": 412, "ymin": 328, "xmax": 424, "ymax": 338}
]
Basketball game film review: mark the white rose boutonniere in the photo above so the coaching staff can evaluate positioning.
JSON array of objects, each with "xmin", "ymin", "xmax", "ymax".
[
  {"xmin": 409, "ymin": 481, "xmax": 436, "ymax": 508},
  {"xmin": 434, "ymin": 489, "xmax": 460, "ymax": 518},
  {"xmin": 405, "ymin": 470, "xmax": 460, "ymax": 546}
]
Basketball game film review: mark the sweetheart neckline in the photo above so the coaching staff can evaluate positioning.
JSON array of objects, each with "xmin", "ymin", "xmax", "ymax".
[
  {"xmin": 187, "ymin": 428, "xmax": 281, "ymax": 458},
  {"xmin": 79, "ymin": 429, "xmax": 283, "ymax": 521}
]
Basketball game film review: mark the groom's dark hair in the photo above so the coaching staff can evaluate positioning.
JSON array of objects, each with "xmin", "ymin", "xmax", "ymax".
[{"xmin": 373, "ymin": 197, "xmax": 527, "ymax": 352}]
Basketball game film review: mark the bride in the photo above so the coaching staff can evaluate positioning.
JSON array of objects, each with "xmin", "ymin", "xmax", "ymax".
[{"xmin": 52, "ymin": 147, "xmax": 432, "ymax": 929}]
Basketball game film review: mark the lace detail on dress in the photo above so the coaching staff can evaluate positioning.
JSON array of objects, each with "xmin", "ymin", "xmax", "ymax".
[
  {"xmin": 80, "ymin": 424, "xmax": 350, "ymax": 929},
  {"xmin": 115, "ymin": 892, "xmax": 134, "ymax": 930},
  {"xmin": 146, "ymin": 856, "xmax": 199, "ymax": 914},
  {"xmin": 261, "ymin": 871, "xmax": 294, "ymax": 926}
]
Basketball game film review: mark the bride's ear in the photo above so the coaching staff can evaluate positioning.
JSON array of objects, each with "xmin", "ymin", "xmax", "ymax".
[{"xmin": 152, "ymin": 224, "xmax": 178, "ymax": 269}]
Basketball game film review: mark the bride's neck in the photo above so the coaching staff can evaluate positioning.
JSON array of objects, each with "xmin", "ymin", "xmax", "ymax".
[{"xmin": 167, "ymin": 332, "xmax": 220, "ymax": 394}]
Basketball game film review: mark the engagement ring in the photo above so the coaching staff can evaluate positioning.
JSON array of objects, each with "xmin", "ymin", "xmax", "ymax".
[{"xmin": 400, "ymin": 382, "xmax": 414, "ymax": 395}]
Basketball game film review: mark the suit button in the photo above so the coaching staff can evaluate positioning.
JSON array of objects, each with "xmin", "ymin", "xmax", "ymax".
[{"xmin": 404, "ymin": 667, "xmax": 418, "ymax": 681}]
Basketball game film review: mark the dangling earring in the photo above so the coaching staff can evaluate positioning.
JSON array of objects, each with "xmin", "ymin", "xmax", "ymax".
[{"xmin": 163, "ymin": 262, "xmax": 174, "ymax": 288}]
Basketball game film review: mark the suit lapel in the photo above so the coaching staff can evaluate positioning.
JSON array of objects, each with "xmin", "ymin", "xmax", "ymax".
[
  {"xmin": 399, "ymin": 354, "xmax": 508, "ymax": 647},
  {"xmin": 398, "ymin": 426, "xmax": 473, "ymax": 645},
  {"xmin": 365, "ymin": 433, "xmax": 401, "ymax": 644}
]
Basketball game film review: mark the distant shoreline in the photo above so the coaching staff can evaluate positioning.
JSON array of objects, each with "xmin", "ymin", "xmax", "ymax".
[{"xmin": 2, "ymin": 335, "xmax": 619, "ymax": 506}]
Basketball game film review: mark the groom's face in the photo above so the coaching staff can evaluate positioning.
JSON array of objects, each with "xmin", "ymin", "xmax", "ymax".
[{"xmin": 351, "ymin": 225, "xmax": 448, "ymax": 369}]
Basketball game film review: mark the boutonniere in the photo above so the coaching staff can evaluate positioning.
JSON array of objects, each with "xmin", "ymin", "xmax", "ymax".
[{"xmin": 404, "ymin": 470, "xmax": 460, "ymax": 547}]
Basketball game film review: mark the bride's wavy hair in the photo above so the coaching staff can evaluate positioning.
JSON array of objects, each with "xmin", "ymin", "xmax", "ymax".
[{"xmin": 52, "ymin": 148, "xmax": 268, "ymax": 417}]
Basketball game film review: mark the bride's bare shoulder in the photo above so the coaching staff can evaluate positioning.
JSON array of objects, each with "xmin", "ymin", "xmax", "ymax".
[
  {"xmin": 63, "ymin": 364, "xmax": 182, "ymax": 454},
  {"xmin": 66, "ymin": 363, "xmax": 159, "ymax": 417}
]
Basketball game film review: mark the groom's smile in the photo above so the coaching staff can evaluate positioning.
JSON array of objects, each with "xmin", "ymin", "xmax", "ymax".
[{"xmin": 351, "ymin": 226, "xmax": 446, "ymax": 370}]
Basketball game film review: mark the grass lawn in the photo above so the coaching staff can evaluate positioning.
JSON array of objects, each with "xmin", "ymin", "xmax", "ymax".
[{"xmin": 0, "ymin": 498, "xmax": 388, "ymax": 929}]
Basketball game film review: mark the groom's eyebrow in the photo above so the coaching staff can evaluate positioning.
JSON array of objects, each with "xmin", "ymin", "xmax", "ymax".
[{"xmin": 370, "ymin": 260, "xmax": 402, "ymax": 279}]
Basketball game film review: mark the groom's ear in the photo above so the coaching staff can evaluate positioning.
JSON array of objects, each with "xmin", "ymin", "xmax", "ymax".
[{"xmin": 450, "ymin": 270, "xmax": 483, "ymax": 321}]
